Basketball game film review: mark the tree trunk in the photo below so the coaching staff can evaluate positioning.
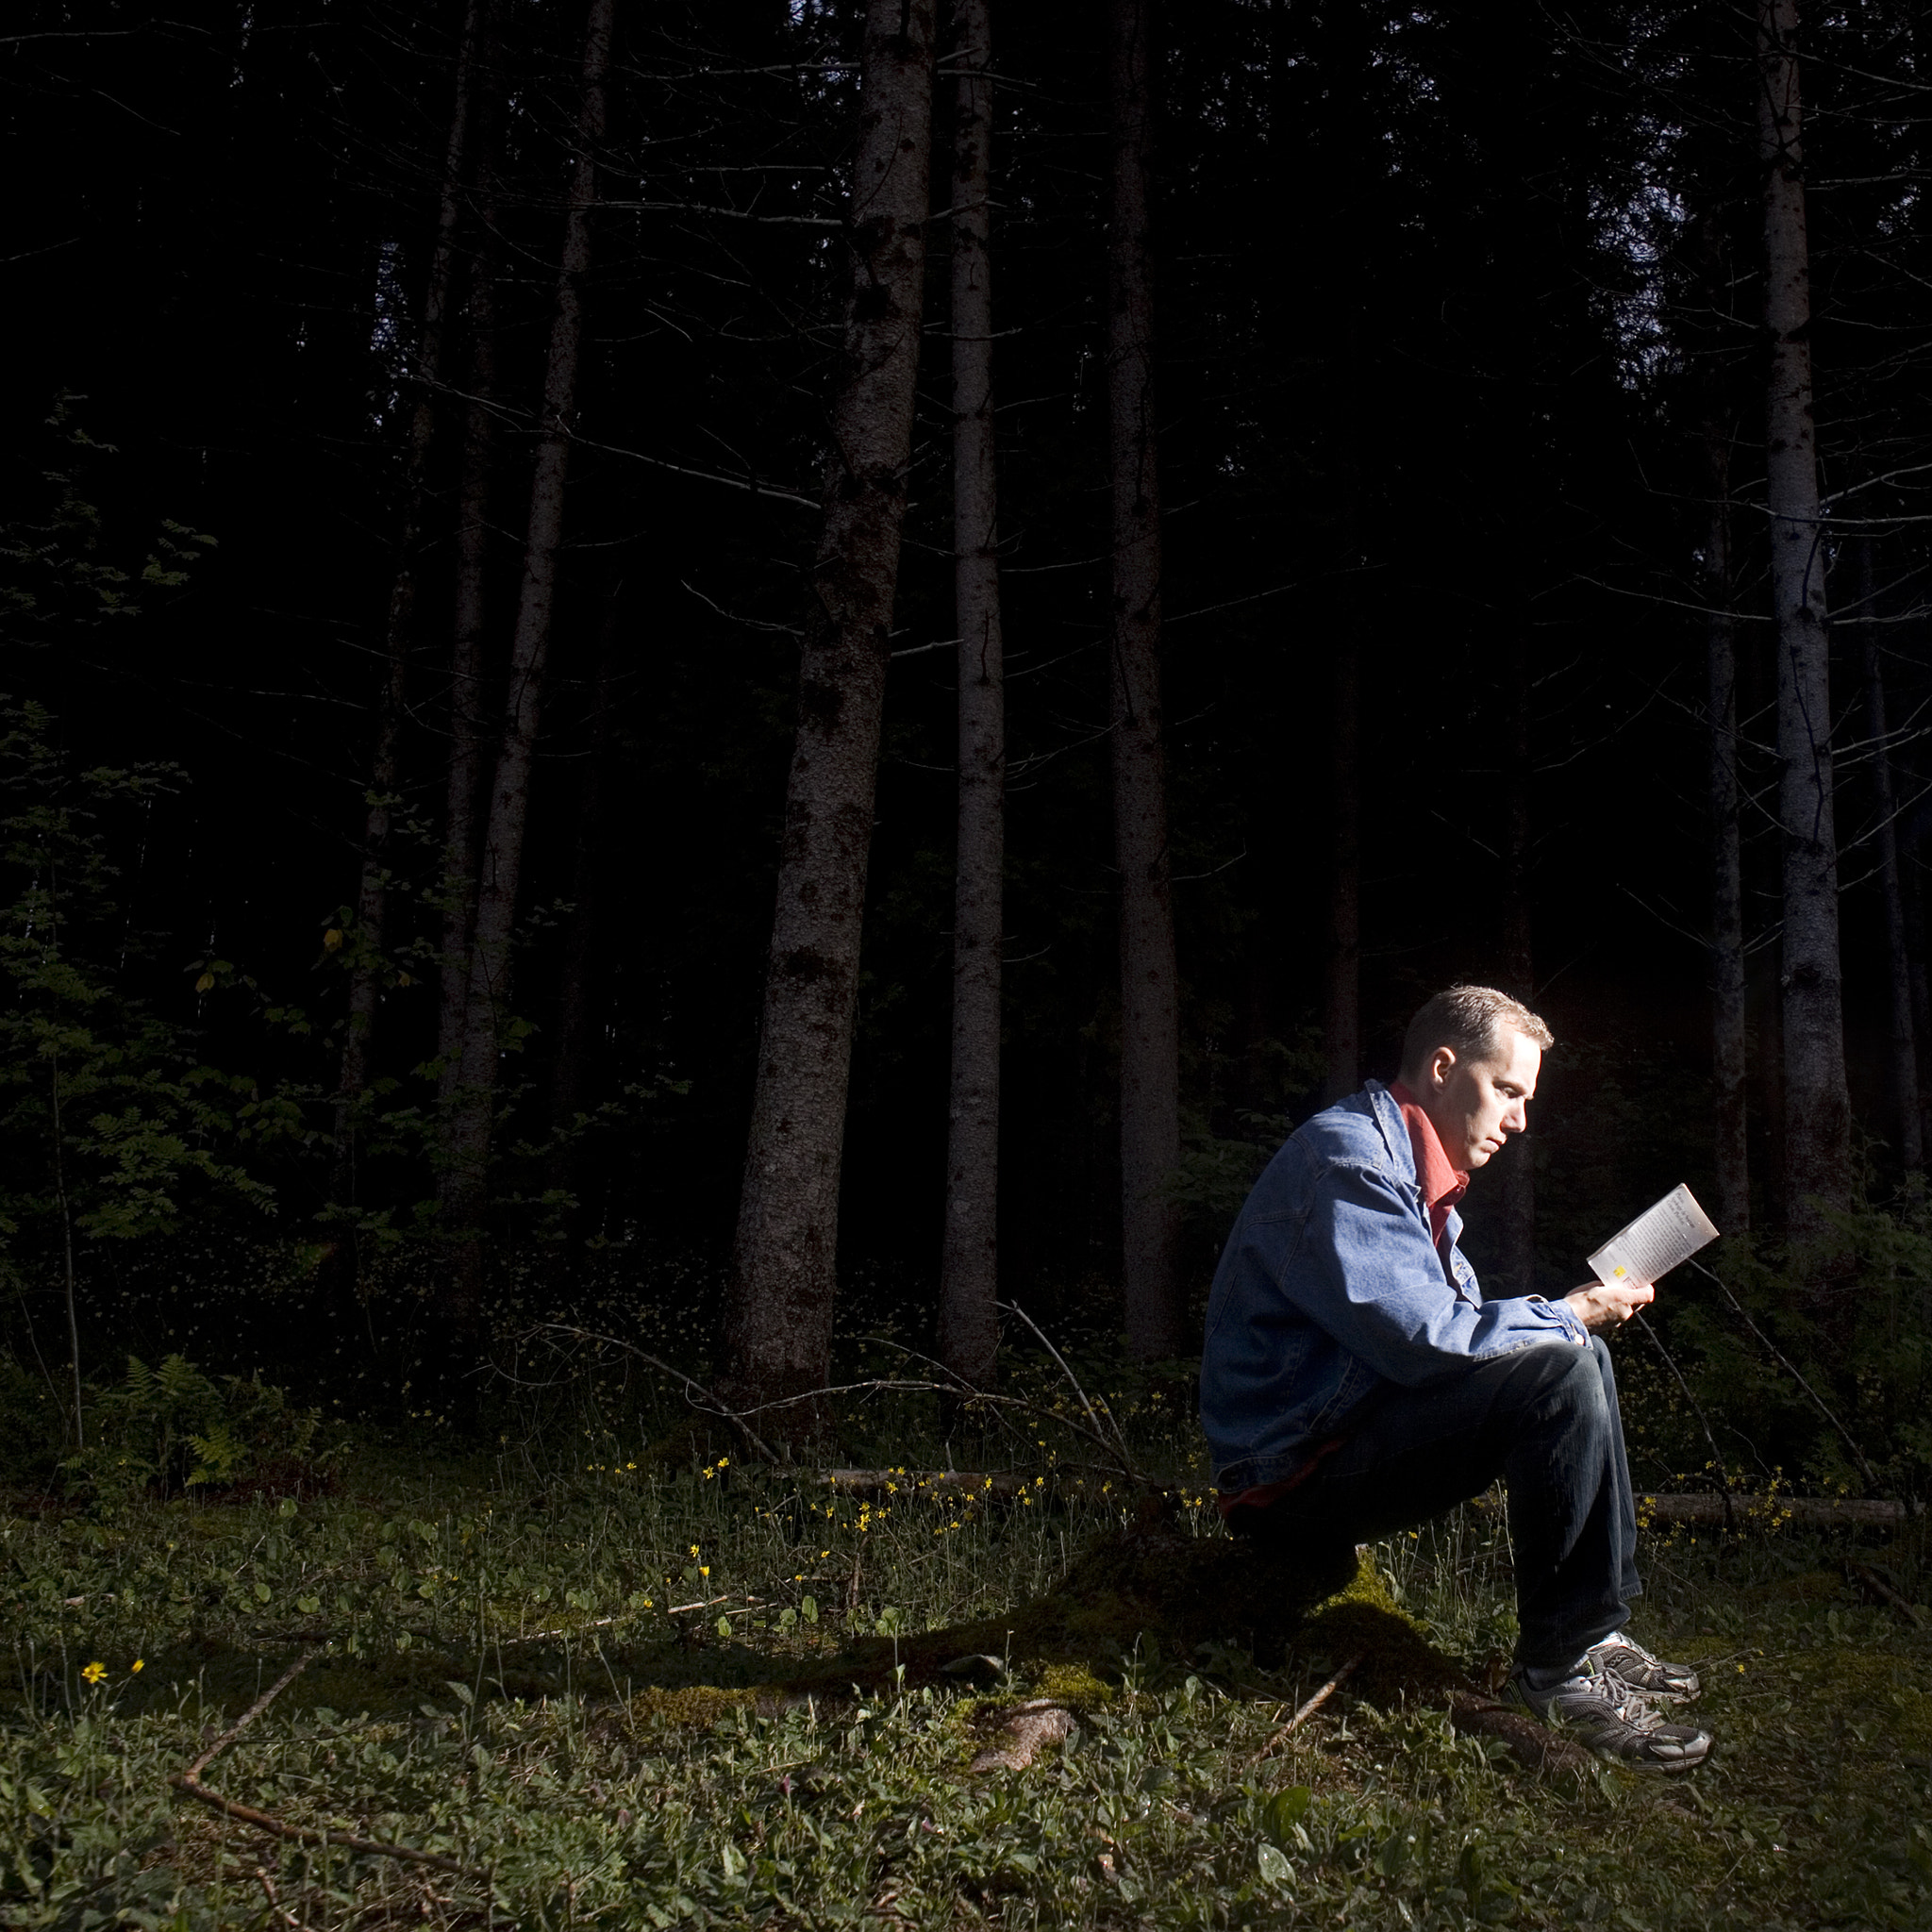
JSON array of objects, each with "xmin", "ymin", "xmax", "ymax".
[
  {"xmin": 441, "ymin": 0, "xmax": 615, "ymax": 1330},
  {"xmin": 1320, "ymin": 637, "xmax": 1360, "ymax": 1106},
  {"xmin": 1758, "ymin": 0, "xmax": 1851, "ymax": 1233},
  {"xmin": 1108, "ymin": 0, "xmax": 1183, "ymax": 1363},
  {"xmin": 332, "ymin": 0, "xmax": 488, "ymax": 1217},
  {"xmin": 1494, "ymin": 630, "xmax": 1536, "ymax": 1295},
  {"xmin": 1857, "ymin": 538, "xmax": 1923, "ymax": 1169},
  {"xmin": 721, "ymin": 0, "xmax": 937, "ymax": 1423},
  {"xmin": 938, "ymin": 0, "xmax": 1004, "ymax": 1394},
  {"xmin": 436, "ymin": 198, "xmax": 501, "ymax": 1123},
  {"xmin": 1705, "ymin": 418, "xmax": 1750, "ymax": 1230},
  {"xmin": 547, "ymin": 591, "xmax": 625, "ymax": 1221}
]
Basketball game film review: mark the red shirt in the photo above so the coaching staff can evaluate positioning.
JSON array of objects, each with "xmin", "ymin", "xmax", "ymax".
[
  {"xmin": 1388, "ymin": 1079, "xmax": 1469, "ymax": 1276},
  {"xmin": 1217, "ymin": 1082, "xmax": 1469, "ymax": 1522}
]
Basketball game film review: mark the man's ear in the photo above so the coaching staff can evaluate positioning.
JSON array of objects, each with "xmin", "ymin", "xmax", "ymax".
[{"xmin": 1427, "ymin": 1046, "xmax": 1457, "ymax": 1091}]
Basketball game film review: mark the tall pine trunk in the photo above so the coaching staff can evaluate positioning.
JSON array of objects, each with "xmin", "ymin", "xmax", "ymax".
[
  {"xmin": 547, "ymin": 591, "xmax": 625, "ymax": 1219},
  {"xmin": 332, "ymin": 0, "xmax": 488, "ymax": 1215},
  {"xmin": 1320, "ymin": 638, "xmax": 1360, "ymax": 1105},
  {"xmin": 1108, "ymin": 0, "xmax": 1183, "ymax": 1362},
  {"xmin": 722, "ymin": 0, "xmax": 937, "ymax": 1422},
  {"xmin": 1706, "ymin": 417, "xmax": 1750, "ymax": 1230},
  {"xmin": 441, "ymin": 0, "xmax": 615, "ymax": 1329},
  {"xmin": 1494, "ymin": 629, "xmax": 1537, "ymax": 1294},
  {"xmin": 938, "ymin": 0, "xmax": 1004, "ymax": 1392},
  {"xmin": 1857, "ymin": 539, "xmax": 1923, "ymax": 1168},
  {"xmin": 1757, "ymin": 0, "xmax": 1851, "ymax": 1233},
  {"xmin": 436, "ymin": 205, "xmax": 500, "ymax": 1119}
]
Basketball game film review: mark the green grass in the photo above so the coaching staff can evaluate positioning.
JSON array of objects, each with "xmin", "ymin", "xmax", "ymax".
[{"xmin": 3, "ymin": 1417, "xmax": 1930, "ymax": 1929}]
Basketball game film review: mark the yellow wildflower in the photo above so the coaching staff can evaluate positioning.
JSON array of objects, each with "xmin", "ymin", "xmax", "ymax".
[{"xmin": 82, "ymin": 1662, "xmax": 107, "ymax": 1685}]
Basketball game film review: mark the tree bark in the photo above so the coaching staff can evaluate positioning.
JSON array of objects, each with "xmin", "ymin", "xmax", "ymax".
[
  {"xmin": 938, "ymin": 0, "xmax": 1004, "ymax": 1393},
  {"xmin": 1494, "ymin": 629, "xmax": 1536, "ymax": 1295},
  {"xmin": 1705, "ymin": 418, "xmax": 1750, "ymax": 1231},
  {"xmin": 547, "ymin": 591, "xmax": 625, "ymax": 1218},
  {"xmin": 1757, "ymin": 0, "xmax": 1851, "ymax": 1233},
  {"xmin": 721, "ymin": 0, "xmax": 937, "ymax": 1421},
  {"xmin": 1108, "ymin": 0, "xmax": 1183, "ymax": 1363},
  {"xmin": 1320, "ymin": 637, "xmax": 1360, "ymax": 1106},
  {"xmin": 1857, "ymin": 538, "xmax": 1923, "ymax": 1169},
  {"xmin": 332, "ymin": 0, "xmax": 488, "ymax": 1216},
  {"xmin": 436, "ymin": 198, "xmax": 500, "ymax": 1124},
  {"xmin": 441, "ymin": 0, "xmax": 615, "ymax": 1328}
]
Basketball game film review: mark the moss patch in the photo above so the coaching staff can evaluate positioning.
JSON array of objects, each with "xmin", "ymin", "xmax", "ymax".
[
  {"xmin": 771, "ymin": 1500, "xmax": 1467, "ymax": 1706},
  {"xmin": 625, "ymin": 1684, "xmax": 766, "ymax": 1732}
]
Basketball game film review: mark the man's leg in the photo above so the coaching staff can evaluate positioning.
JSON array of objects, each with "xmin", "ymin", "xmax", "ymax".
[
  {"xmin": 1234, "ymin": 1342, "xmax": 1630, "ymax": 1660},
  {"xmin": 1234, "ymin": 1340, "xmax": 1710, "ymax": 1770}
]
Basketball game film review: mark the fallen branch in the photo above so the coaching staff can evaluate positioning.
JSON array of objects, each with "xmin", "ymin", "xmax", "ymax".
[
  {"xmin": 1251, "ymin": 1652, "xmax": 1363, "ymax": 1762},
  {"xmin": 169, "ymin": 1650, "xmax": 487, "ymax": 1882},
  {"xmin": 1446, "ymin": 1693, "xmax": 1596, "ymax": 1778},
  {"xmin": 1848, "ymin": 1557, "xmax": 1925, "ymax": 1624},
  {"xmin": 1635, "ymin": 1492, "xmax": 1904, "ymax": 1525},
  {"xmin": 1467, "ymin": 1490, "xmax": 1907, "ymax": 1526}
]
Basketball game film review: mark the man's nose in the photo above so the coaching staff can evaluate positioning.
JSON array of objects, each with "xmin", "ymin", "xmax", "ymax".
[{"xmin": 1503, "ymin": 1098, "xmax": 1528, "ymax": 1133}]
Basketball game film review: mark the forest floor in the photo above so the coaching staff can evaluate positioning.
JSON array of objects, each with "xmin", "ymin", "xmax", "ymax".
[{"xmin": 2, "ymin": 1413, "xmax": 1929, "ymax": 1930}]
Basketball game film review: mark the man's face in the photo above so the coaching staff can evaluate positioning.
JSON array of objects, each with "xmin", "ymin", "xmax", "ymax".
[{"xmin": 1418, "ymin": 1029, "xmax": 1541, "ymax": 1172}]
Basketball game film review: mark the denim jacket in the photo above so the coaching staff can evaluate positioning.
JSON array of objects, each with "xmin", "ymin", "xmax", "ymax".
[{"xmin": 1199, "ymin": 1080, "xmax": 1588, "ymax": 1492}]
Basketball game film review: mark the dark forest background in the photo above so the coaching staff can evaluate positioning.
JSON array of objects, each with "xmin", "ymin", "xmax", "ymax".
[{"xmin": 4, "ymin": 0, "xmax": 1929, "ymax": 1471}]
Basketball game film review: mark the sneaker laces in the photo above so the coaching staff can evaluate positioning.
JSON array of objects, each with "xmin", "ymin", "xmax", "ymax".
[{"xmin": 1584, "ymin": 1664, "xmax": 1666, "ymax": 1728}]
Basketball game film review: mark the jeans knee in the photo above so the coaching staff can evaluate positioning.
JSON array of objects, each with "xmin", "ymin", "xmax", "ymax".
[{"xmin": 1517, "ymin": 1340, "xmax": 1609, "ymax": 1433}]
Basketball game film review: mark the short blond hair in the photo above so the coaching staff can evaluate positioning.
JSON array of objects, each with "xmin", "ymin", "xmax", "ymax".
[{"xmin": 1398, "ymin": 985, "xmax": 1553, "ymax": 1082}]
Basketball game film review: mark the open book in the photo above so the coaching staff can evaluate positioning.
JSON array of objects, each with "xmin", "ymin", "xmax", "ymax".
[{"xmin": 1587, "ymin": 1184, "xmax": 1720, "ymax": 1289}]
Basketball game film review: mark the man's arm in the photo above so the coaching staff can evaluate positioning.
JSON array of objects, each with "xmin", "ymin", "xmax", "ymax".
[{"xmin": 1291, "ymin": 1162, "xmax": 1590, "ymax": 1387}]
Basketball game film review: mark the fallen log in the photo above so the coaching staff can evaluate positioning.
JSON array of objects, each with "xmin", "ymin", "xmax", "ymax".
[{"xmin": 1634, "ymin": 1493, "xmax": 1904, "ymax": 1526}]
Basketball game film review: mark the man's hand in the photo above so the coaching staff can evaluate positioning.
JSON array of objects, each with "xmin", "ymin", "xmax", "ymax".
[{"xmin": 1564, "ymin": 1279, "xmax": 1655, "ymax": 1333}]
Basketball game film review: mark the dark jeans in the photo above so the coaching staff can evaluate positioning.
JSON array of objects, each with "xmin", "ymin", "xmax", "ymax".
[{"xmin": 1228, "ymin": 1337, "xmax": 1640, "ymax": 1670}]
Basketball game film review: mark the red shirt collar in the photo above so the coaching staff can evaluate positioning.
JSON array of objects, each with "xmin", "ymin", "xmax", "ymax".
[{"xmin": 1388, "ymin": 1080, "xmax": 1469, "ymax": 1238}]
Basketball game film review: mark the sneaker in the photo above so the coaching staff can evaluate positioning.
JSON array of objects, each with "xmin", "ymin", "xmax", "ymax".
[
  {"xmin": 1508, "ymin": 1661, "xmax": 1712, "ymax": 1774},
  {"xmin": 1585, "ymin": 1629, "xmax": 1700, "ymax": 1703}
]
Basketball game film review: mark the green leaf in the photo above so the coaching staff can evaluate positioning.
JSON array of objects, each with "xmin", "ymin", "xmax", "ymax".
[
  {"xmin": 1264, "ymin": 1786, "xmax": 1312, "ymax": 1840},
  {"xmin": 253, "ymin": 1580, "xmax": 271, "ymax": 1603},
  {"xmin": 800, "ymin": 1595, "xmax": 818, "ymax": 1624},
  {"xmin": 1257, "ymin": 1842, "xmax": 1293, "ymax": 1889},
  {"xmin": 716, "ymin": 1615, "xmax": 733, "ymax": 1640}
]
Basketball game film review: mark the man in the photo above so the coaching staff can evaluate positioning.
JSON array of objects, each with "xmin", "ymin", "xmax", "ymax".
[{"xmin": 1198, "ymin": 985, "xmax": 1711, "ymax": 1772}]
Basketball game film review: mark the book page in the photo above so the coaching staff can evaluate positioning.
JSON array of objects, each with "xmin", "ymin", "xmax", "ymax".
[{"xmin": 1587, "ymin": 1183, "xmax": 1720, "ymax": 1289}]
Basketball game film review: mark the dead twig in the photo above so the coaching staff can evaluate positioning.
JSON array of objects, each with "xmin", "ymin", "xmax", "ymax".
[
  {"xmin": 1688, "ymin": 1258, "xmax": 1901, "ymax": 1507},
  {"xmin": 169, "ymin": 1650, "xmax": 487, "ymax": 1882},
  {"xmin": 1632, "ymin": 1311, "xmax": 1735, "ymax": 1530},
  {"xmin": 1251, "ymin": 1652, "xmax": 1363, "ymax": 1761},
  {"xmin": 525, "ymin": 1325, "xmax": 780, "ymax": 1465},
  {"xmin": 1848, "ymin": 1557, "xmax": 1926, "ymax": 1625},
  {"xmin": 996, "ymin": 1300, "xmax": 1144, "ymax": 1482}
]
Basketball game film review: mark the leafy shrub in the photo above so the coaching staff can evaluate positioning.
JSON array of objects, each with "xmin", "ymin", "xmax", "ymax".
[{"xmin": 59, "ymin": 1352, "xmax": 333, "ymax": 1507}]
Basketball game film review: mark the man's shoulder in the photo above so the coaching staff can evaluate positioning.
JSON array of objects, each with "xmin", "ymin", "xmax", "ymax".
[
  {"xmin": 1292, "ymin": 1083, "xmax": 1404, "ymax": 1172},
  {"xmin": 1252, "ymin": 1084, "xmax": 1407, "ymax": 1201}
]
